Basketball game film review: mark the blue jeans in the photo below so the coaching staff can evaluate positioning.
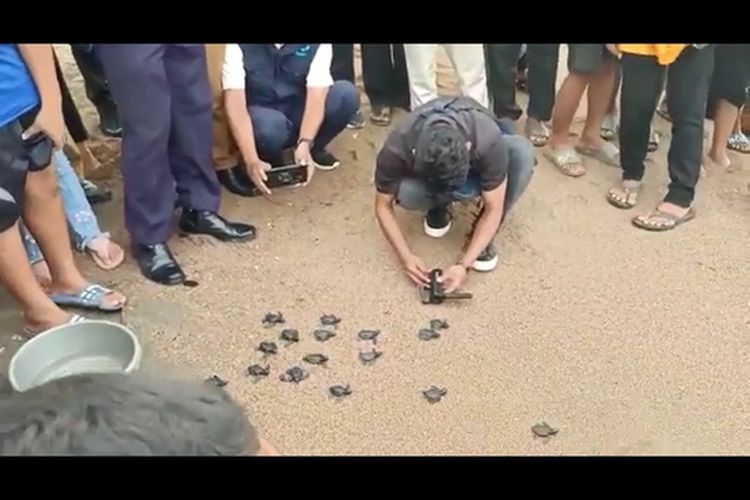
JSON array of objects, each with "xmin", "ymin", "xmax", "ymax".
[
  {"xmin": 396, "ymin": 134, "xmax": 536, "ymax": 221},
  {"xmin": 21, "ymin": 150, "xmax": 107, "ymax": 264}
]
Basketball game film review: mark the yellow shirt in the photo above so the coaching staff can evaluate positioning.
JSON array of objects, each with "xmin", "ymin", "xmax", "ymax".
[{"xmin": 618, "ymin": 44, "xmax": 688, "ymax": 66}]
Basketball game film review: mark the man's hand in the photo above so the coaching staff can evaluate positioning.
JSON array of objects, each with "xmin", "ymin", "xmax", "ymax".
[
  {"xmin": 294, "ymin": 141, "xmax": 316, "ymax": 186},
  {"xmin": 22, "ymin": 105, "xmax": 65, "ymax": 149},
  {"xmin": 438, "ymin": 264, "xmax": 468, "ymax": 294},
  {"xmin": 401, "ymin": 252, "xmax": 430, "ymax": 287},
  {"xmin": 246, "ymin": 159, "xmax": 272, "ymax": 196}
]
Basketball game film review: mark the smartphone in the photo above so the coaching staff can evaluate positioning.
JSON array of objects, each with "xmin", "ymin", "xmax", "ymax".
[
  {"xmin": 22, "ymin": 132, "xmax": 53, "ymax": 172},
  {"xmin": 249, "ymin": 163, "xmax": 308, "ymax": 196}
]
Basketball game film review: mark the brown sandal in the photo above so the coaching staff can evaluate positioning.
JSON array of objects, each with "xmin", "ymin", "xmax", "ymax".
[
  {"xmin": 606, "ymin": 181, "xmax": 642, "ymax": 209},
  {"xmin": 632, "ymin": 206, "xmax": 696, "ymax": 231}
]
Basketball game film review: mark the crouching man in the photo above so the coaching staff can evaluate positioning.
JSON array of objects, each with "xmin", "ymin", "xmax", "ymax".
[
  {"xmin": 219, "ymin": 43, "xmax": 359, "ymax": 196},
  {"xmin": 374, "ymin": 96, "xmax": 535, "ymax": 293}
]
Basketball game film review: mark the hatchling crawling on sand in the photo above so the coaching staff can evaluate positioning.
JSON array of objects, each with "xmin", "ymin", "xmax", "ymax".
[
  {"xmin": 430, "ymin": 319, "xmax": 449, "ymax": 331},
  {"xmin": 418, "ymin": 328, "xmax": 440, "ymax": 341},
  {"xmin": 280, "ymin": 366, "xmax": 309, "ymax": 383},
  {"xmin": 262, "ymin": 312, "xmax": 285, "ymax": 327},
  {"xmin": 358, "ymin": 329, "xmax": 381, "ymax": 343},
  {"xmin": 280, "ymin": 329, "xmax": 300, "ymax": 344},
  {"xmin": 359, "ymin": 348, "xmax": 383, "ymax": 364},
  {"xmin": 257, "ymin": 341, "xmax": 278, "ymax": 355},
  {"xmin": 303, "ymin": 354, "xmax": 329, "ymax": 366},
  {"xmin": 532, "ymin": 422, "xmax": 559, "ymax": 438},
  {"xmin": 313, "ymin": 329, "xmax": 337, "ymax": 342},
  {"xmin": 329, "ymin": 384, "xmax": 352, "ymax": 398},
  {"xmin": 246, "ymin": 364, "xmax": 270, "ymax": 378},
  {"xmin": 422, "ymin": 386, "xmax": 447, "ymax": 403},
  {"xmin": 205, "ymin": 375, "xmax": 229, "ymax": 388},
  {"xmin": 320, "ymin": 314, "xmax": 342, "ymax": 326}
]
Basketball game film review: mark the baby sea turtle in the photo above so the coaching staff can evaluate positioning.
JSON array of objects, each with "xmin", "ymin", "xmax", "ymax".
[
  {"xmin": 205, "ymin": 375, "xmax": 229, "ymax": 388},
  {"xmin": 257, "ymin": 341, "xmax": 278, "ymax": 355},
  {"xmin": 320, "ymin": 314, "xmax": 342, "ymax": 326},
  {"xmin": 329, "ymin": 384, "xmax": 352, "ymax": 398},
  {"xmin": 313, "ymin": 329, "xmax": 337, "ymax": 342},
  {"xmin": 303, "ymin": 353, "xmax": 329, "ymax": 366},
  {"xmin": 430, "ymin": 319, "xmax": 449, "ymax": 331},
  {"xmin": 531, "ymin": 422, "xmax": 559, "ymax": 438},
  {"xmin": 279, "ymin": 366, "xmax": 309, "ymax": 383},
  {"xmin": 246, "ymin": 364, "xmax": 270, "ymax": 378},
  {"xmin": 359, "ymin": 348, "xmax": 383, "ymax": 364},
  {"xmin": 280, "ymin": 329, "xmax": 300, "ymax": 344},
  {"xmin": 422, "ymin": 386, "xmax": 447, "ymax": 404},
  {"xmin": 418, "ymin": 328, "xmax": 441, "ymax": 341},
  {"xmin": 262, "ymin": 312, "xmax": 285, "ymax": 327},
  {"xmin": 358, "ymin": 329, "xmax": 381, "ymax": 343}
]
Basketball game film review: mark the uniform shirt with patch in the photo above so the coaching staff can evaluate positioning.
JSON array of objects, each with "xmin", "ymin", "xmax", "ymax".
[{"xmin": 375, "ymin": 103, "xmax": 509, "ymax": 195}]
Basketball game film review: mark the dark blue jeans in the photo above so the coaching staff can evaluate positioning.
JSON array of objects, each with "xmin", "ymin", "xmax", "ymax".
[{"xmin": 248, "ymin": 81, "xmax": 359, "ymax": 161}]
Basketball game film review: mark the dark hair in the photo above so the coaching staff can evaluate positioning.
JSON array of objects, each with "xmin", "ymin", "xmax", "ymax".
[
  {"xmin": 415, "ymin": 123, "xmax": 470, "ymax": 193},
  {"xmin": 0, "ymin": 373, "xmax": 258, "ymax": 456}
]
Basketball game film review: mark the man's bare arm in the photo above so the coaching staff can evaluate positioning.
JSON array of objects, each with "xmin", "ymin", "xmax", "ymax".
[
  {"xmin": 299, "ymin": 87, "xmax": 328, "ymax": 142},
  {"xmin": 17, "ymin": 45, "xmax": 60, "ymax": 108},
  {"xmin": 224, "ymin": 89, "xmax": 261, "ymax": 165}
]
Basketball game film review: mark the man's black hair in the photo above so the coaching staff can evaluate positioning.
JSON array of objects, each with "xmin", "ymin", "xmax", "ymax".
[
  {"xmin": 415, "ymin": 122, "xmax": 471, "ymax": 193},
  {"xmin": 0, "ymin": 372, "xmax": 258, "ymax": 456}
]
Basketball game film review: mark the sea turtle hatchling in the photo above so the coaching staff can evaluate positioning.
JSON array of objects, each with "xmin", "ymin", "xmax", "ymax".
[
  {"xmin": 418, "ymin": 328, "xmax": 441, "ymax": 341},
  {"xmin": 205, "ymin": 375, "xmax": 229, "ymax": 388},
  {"xmin": 262, "ymin": 312, "xmax": 285, "ymax": 327},
  {"xmin": 320, "ymin": 314, "xmax": 342, "ymax": 326},
  {"xmin": 430, "ymin": 319, "xmax": 449, "ymax": 331},
  {"xmin": 246, "ymin": 364, "xmax": 270, "ymax": 378},
  {"xmin": 279, "ymin": 366, "xmax": 309, "ymax": 383},
  {"xmin": 280, "ymin": 329, "xmax": 300, "ymax": 344},
  {"xmin": 531, "ymin": 422, "xmax": 559, "ymax": 439},
  {"xmin": 422, "ymin": 386, "xmax": 447, "ymax": 403},
  {"xmin": 303, "ymin": 354, "xmax": 329, "ymax": 366},
  {"xmin": 257, "ymin": 341, "xmax": 278, "ymax": 355},
  {"xmin": 313, "ymin": 329, "xmax": 337, "ymax": 342},
  {"xmin": 359, "ymin": 348, "xmax": 383, "ymax": 364},
  {"xmin": 358, "ymin": 329, "xmax": 381, "ymax": 343},
  {"xmin": 329, "ymin": 384, "xmax": 352, "ymax": 398}
]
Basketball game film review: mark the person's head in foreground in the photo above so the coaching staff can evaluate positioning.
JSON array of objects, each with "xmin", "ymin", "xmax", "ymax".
[
  {"xmin": 415, "ymin": 120, "xmax": 471, "ymax": 197},
  {"xmin": 0, "ymin": 372, "xmax": 277, "ymax": 456}
]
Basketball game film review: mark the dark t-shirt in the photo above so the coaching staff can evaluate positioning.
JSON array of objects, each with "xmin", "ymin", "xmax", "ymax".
[{"xmin": 375, "ymin": 97, "xmax": 509, "ymax": 195}]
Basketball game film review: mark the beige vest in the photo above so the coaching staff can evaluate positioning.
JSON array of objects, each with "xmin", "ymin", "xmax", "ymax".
[{"xmin": 205, "ymin": 44, "xmax": 239, "ymax": 171}]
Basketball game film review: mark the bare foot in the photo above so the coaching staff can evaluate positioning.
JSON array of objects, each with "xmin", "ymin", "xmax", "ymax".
[
  {"xmin": 86, "ymin": 235, "xmax": 125, "ymax": 270},
  {"xmin": 703, "ymin": 152, "xmax": 731, "ymax": 176},
  {"xmin": 23, "ymin": 307, "xmax": 76, "ymax": 337},
  {"xmin": 31, "ymin": 260, "xmax": 52, "ymax": 291}
]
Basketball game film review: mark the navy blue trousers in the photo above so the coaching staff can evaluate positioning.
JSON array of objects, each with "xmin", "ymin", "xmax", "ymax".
[
  {"xmin": 97, "ymin": 44, "xmax": 220, "ymax": 245},
  {"xmin": 248, "ymin": 80, "xmax": 359, "ymax": 161}
]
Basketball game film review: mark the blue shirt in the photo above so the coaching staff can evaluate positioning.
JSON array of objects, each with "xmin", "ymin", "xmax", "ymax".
[{"xmin": 0, "ymin": 44, "xmax": 40, "ymax": 128}]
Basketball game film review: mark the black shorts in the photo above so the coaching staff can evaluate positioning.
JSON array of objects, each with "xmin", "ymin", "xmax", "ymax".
[
  {"xmin": 0, "ymin": 107, "xmax": 43, "ymax": 233},
  {"xmin": 567, "ymin": 44, "xmax": 616, "ymax": 74},
  {"xmin": 708, "ymin": 44, "xmax": 750, "ymax": 112}
]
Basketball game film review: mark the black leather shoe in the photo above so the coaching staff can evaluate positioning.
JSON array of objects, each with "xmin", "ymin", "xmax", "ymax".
[
  {"xmin": 217, "ymin": 165, "xmax": 253, "ymax": 197},
  {"xmin": 179, "ymin": 209, "xmax": 257, "ymax": 242},
  {"xmin": 133, "ymin": 243, "xmax": 185, "ymax": 286},
  {"xmin": 97, "ymin": 102, "xmax": 122, "ymax": 138}
]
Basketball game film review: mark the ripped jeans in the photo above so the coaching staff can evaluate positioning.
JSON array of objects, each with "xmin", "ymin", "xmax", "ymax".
[{"xmin": 21, "ymin": 149, "xmax": 107, "ymax": 265}]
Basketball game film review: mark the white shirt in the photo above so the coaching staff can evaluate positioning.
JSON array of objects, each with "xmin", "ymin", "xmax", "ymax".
[{"xmin": 222, "ymin": 43, "xmax": 333, "ymax": 91}]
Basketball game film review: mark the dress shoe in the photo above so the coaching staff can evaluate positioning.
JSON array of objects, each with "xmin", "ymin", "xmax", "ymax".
[
  {"xmin": 179, "ymin": 209, "xmax": 257, "ymax": 242},
  {"xmin": 217, "ymin": 165, "xmax": 254, "ymax": 197},
  {"xmin": 97, "ymin": 102, "xmax": 122, "ymax": 138},
  {"xmin": 133, "ymin": 243, "xmax": 185, "ymax": 286}
]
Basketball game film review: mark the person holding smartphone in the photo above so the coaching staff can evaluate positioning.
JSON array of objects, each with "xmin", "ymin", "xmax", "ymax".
[{"xmin": 220, "ymin": 43, "xmax": 359, "ymax": 196}]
